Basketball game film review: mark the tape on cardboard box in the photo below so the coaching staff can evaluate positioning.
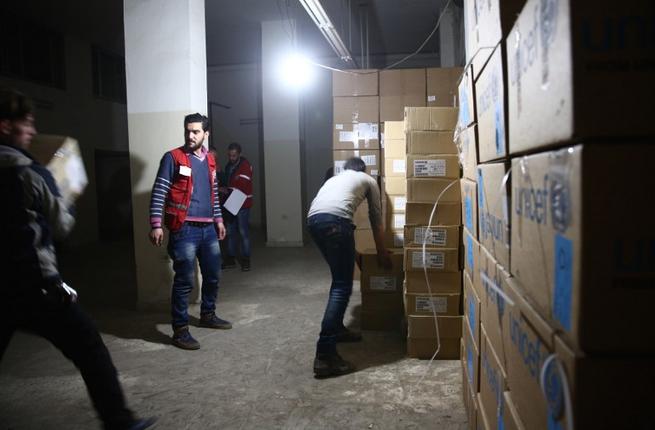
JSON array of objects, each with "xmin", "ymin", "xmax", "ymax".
[{"xmin": 404, "ymin": 271, "xmax": 462, "ymax": 294}]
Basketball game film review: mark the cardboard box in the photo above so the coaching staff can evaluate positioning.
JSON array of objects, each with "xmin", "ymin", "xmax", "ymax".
[
  {"xmin": 332, "ymin": 69, "xmax": 378, "ymax": 96},
  {"xmin": 461, "ymin": 178, "xmax": 478, "ymax": 239},
  {"xmin": 404, "ymin": 271, "xmax": 462, "ymax": 294},
  {"xmin": 457, "ymin": 125, "xmax": 478, "ymax": 182},
  {"xmin": 386, "ymin": 211, "xmax": 406, "ymax": 232},
  {"xmin": 379, "ymin": 68, "xmax": 426, "ymax": 121},
  {"xmin": 382, "ymin": 120, "xmax": 405, "ymax": 141},
  {"xmin": 476, "ymin": 393, "xmax": 492, "ymax": 430},
  {"xmin": 405, "ymin": 201, "xmax": 461, "ymax": 226},
  {"xmin": 383, "ymin": 157, "xmax": 406, "ymax": 177},
  {"xmin": 463, "ymin": 227, "xmax": 480, "ymax": 286},
  {"xmin": 353, "ymin": 200, "xmax": 373, "ymax": 229},
  {"xmin": 404, "ymin": 289, "xmax": 461, "ymax": 317},
  {"xmin": 479, "ymin": 325, "xmax": 508, "ymax": 430},
  {"xmin": 407, "ymin": 178, "xmax": 461, "ymax": 203},
  {"xmin": 406, "ymin": 131, "xmax": 458, "ymax": 155},
  {"xmin": 361, "ymin": 291, "xmax": 404, "ymax": 330},
  {"xmin": 502, "ymin": 391, "xmax": 526, "ymax": 430},
  {"xmin": 477, "ymin": 163, "xmax": 510, "ymax": 270},
  {"xmin": 478, "ymin": 248, "xmax": 508, "ymax": 370},
  {"xmin": 466, "ymin": 0, "xmax": 526, "ymax": 81},
  {"xmin": 475, "ymin": 44, "xmax": 508, "ymax": 163},
  {"xmin": 463, "ymin": 313, "xmax": 480, "ymax": 393},
  {"xmin": 457, "ymin": 65, "xmax": 476, "ymax": 131},
  {"xmin": 464, "ymin": 272, "xmax": 481, "ymax": 346},
  {"xmin": 404, "ymin": 247, "xmax": 460, "ymax": 273},
  {"xmin": 426, "ymin": 67, "xmax": 462, "ymax": 107},
  {"xmin": 502, "ymin": 276, "xmax": 655, "ymax": 430},
  {"xmin": 383, "ymin": 229, "xmax": 404, "ymax": 249},
  {"xmin": 511, "ymin": 144, "xmax": 655, "ymax": 353},
  {"xmin": 333, "ymin": 96, "xmax": 380, "ymax": 149},
  {"xmin": 382, "ymin": 176, "xmax": 406, "ymax": 196},
  {"xmin": 404, "ymin": 107, "xmax": 458, "ymax": 132},
  {"xmin": 407, "ymin": 315, "xmax": 462, "ymax": 359},
  {"xmin": 406, "ymin": 154, "xmax": 460, "ymax": 179},
  {"xmin": 360, "ymin": 249, "xmax": 405, "ymax": 294},
  {"xmin": 333, "ymin": 149, "xmax": 380, "ymax": 177},
  {"xmin": 30, "ymin": 135, "xmax": 88, "ymax": 204},
  {"xmin": 461, "ymin": 341, "xmax": 471, "ymax": 412},
  {"xmin": 403, "ymin": 225, "xmax": 460, "ymax": 249},
  {"xmin": 385, "ymin": 193, "xmax": 407, "ymax": 214},
  {"xmin": 462, "ymin": 351, "xmax": 479, "ymax": 429},
  {"xmin": 354, "ymin": 228, "xmax": 375, "ymax": 253},
  {"xmin": 507, "ymin": 0, "xmax": 655, "ymax": 155}
]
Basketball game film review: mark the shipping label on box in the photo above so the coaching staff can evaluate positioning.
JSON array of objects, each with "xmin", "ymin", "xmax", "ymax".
[
  {"xmin": 404, "ymin": 247, "xmax": 460, "ymax": 272},
  {"xmin": 384, "ymin": 157, "xmax": 406, "ymax": 177},
  {"xmin": 426, "ymin": 67, "xmax": 462, "ymax": 107},
  {"xmin": 332, "ymin": 69, "xmax": 378, "ymax": 96},
  {"xmin": 463, "ymin": 227, "xmax": 480, "ymax": 285},
  {"xmin": 404, "ymin": 225, "xmax": 460, "ymax": 248},
  {"xmin": 386, "ymin": 194, "xmax": 407, "ymax": 213},
  {"xmin": 333, "ymin": 149, "xmax": 380, "ymax": 177},
  {"xmin": 461, "ymin": 178, "xmax": 478, "ymax": 239},
  {"xmin": 404, "ymin": 271, "xmax": 462, "ymax": 294},
  {"xmin": 404, "ymin": 291, "xmax": 461, "ymax": 317},
  {"xmin": 476, "ymin": 44, "xmax": 508, "ymax": 163},
  {"xmin": 479, "ymin": 325, "xmax": 508, "ymax": 430},
  {"xmin": 477, "ymin": 163, "xmax": 510, "ymax": 270},
  {"xmin": 457, "ymin": 124, "xmax": 478, "ymax": 181},
  {"xmin": 333, "ymin": 96, "xmax": 380, "ymax": 149},
  {"xmin": 407, "ymin": 178, "xmax": 461, "ymax": 203},
  {"xmin": 406, "ymin": 131, "xmax": 458, "ymax": 155},
  {"xmin": 457, "ymin": 65, "xmax": 476, "ymax": 130},
  {"xmin": 405, "ymin": 201, "xmax": 461, "ymax": 226},
  {"xmin": 360, "ymin": 249, "xmax": 404, "ymax": 294},
  {"xmin": 404, "ymin": 107, "xmax": 459, "ymax": 132},
  {"xmin": 406, "ymin": 154, "xmax": 460, "ymax": 179}
]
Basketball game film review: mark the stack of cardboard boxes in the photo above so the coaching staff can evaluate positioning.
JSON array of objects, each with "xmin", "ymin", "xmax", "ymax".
[
  {"xmin": 402, "ymin": 106, "xmax": 464, "ymax": 359},
  {"xmin": 459, "ymin": 0, "xmax": 655, "ymax": 429}
]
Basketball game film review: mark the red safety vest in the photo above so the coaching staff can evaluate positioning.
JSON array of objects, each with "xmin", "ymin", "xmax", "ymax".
[{"xmin": 164, "ymin": 147, "xmax": 217, "ymax": 232}]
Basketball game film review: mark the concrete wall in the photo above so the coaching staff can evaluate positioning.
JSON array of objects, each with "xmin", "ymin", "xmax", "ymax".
[{"xmin": 0, "ymin": 35, "xmax": 129, "ymax": 246}]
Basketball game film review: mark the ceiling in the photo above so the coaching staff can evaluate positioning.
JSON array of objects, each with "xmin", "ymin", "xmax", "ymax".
[{"xmin": 2, "ymin": 0, "xmax": 455, "ymax": 67}]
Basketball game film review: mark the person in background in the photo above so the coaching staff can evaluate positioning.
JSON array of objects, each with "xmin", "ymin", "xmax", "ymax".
[
  {"xmin": 307, "ymin": 157, "xmax": 392, "ymax": 378},
  {"xmin": 219, "ymin": 142, "xmax": 253, "ymax": 272},
  {"xmin": 0, "ymin": 88, "xmax": 155, "ymax": 430},
  {"xmin": 149, "ymin": 113, "xmax": 232, "ymax": 350}
]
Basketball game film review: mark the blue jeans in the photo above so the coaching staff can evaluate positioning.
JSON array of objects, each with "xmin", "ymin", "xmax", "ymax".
[
  {"xmin": 226, "ymin": 207, "xmax": 251, "ymax": 258},
  {"xmin": 307, "ymin": 213, "xmax": 355, "ymax": 355},
  {"xmin": 167, "ymin": 223, "xmax": 221, "ymax": 328}
]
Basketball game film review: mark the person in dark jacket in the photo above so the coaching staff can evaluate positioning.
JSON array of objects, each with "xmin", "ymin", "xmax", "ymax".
[
  {"xmin": 219, "ymin": 142, "xmax": 254, "ymax": 271},
  {"xmin": 0, "ymin": 88, "xmax": 155, "ymax": 430}
]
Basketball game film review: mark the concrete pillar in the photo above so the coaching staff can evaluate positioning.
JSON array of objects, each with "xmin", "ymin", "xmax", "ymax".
[
  {"xmin": 261, "ymin": 20, "xmax": 304, "ymax": 247},
  {"xmin": 439, "ymin": 4, "xmax": 465, "ymax": 67},
  {"xmin": 124, "ymin": 0, "xmax": 207, "ymax": 308}
]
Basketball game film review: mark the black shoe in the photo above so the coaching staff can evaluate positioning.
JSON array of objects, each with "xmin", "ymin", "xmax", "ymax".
[
  {"xmin": 222, "ymin": 256, "xmax": 236, "ymax": 270},
  {"xmin": 127, "ymin": 417, "xmax": 157, "ymax": 430},
  {"xmin": 171, "ymin": 326, "xmax": 200, "ymax": 350},
  {"xmin": 313, "ymin": 352, "xmax": 355, "ymax": 378},
  {"xmin": 240, "ymin": 257, "xmax": 251, "ymax": 272},
  {"xmin": 336, "ymin": 328, "xmax": 362, "ymax": 343},
  {"xmin": 199, "ymin": 313, "xmax": 232, "ymax": 329}
]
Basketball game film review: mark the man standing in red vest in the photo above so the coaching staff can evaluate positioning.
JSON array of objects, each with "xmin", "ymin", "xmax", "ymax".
[
  {"xmin": 219, "ymin": 142, "xmax": 253, "ymax": 271},
  {"xmin": 148, "ymin": 113, "xmax": 231, "ymax": 350}
]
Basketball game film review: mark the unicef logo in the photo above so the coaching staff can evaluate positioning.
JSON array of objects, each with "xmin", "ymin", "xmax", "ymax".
[{"xmin": 550, "ymin": 174, "xmax": 570, "ymax": 233}]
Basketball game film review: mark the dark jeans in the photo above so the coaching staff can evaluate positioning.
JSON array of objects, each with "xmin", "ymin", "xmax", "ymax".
[
  {"xmin": 307, "ymin": 213, "xmax": 355, "ymax": 356},
  {"xmin": 167, "ymin": 223, "xmax": 221, "ymax": 328},
  {"xmin": 0, "ymin": 290, "xmax": 135, "ymax": 429},
  {"xmin": 226, "ymin": 207, "xmax": 251, "ymax": 258}
]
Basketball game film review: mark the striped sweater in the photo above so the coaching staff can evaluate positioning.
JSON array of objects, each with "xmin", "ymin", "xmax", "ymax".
[{"xmin": 150, "ymin": 148, "xmax": 223, "ymax": 229}]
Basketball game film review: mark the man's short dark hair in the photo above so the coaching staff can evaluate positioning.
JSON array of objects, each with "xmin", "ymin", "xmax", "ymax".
[
  {"xmin": 0, "ymin": 88, "xmax": 34, "ymax": 121},
  {"xmin": 184, "ymin": 113, "xmax": 209, "ymax": 131},
  {"xmin": 344, "ymin": 157, "xmax": 366, "ymax": 172},
  {"xmin": 227, "ymin": 142, "xmax": 241, "ymax": 153}
]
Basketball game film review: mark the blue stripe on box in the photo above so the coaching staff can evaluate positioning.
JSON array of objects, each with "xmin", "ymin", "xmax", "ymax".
[
  {"xmin": 465, "ymin": 195, "xmax": 473, "ymax": 231},
  {"xmin": 553, "ymin": 234, "xmax": 573, "ymax": 331}
]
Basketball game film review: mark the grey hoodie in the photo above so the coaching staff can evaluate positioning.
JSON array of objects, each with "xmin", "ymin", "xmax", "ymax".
[{"xmin": 0, "ymin": 144, "xmax": 74, "ymax": 293}]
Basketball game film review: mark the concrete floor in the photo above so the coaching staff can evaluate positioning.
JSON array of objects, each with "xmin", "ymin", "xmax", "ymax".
[{"xmin": 0, "ymin": 231, "xmax": 466, "ymax": 429}]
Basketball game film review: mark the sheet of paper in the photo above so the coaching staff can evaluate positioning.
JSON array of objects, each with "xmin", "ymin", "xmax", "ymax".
[{"xmin": 224, "ymin": 188, "xmax": 247, "ymax": 216}]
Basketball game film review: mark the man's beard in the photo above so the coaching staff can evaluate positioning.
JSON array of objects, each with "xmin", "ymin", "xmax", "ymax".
[{"xmin": 186, "ymin": 139, "xmax": 204, "ymax": 151}]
